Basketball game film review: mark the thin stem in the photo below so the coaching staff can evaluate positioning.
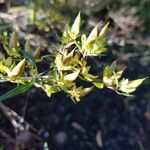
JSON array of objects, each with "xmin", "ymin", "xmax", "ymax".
[{"xmin": 19, "ymin": 75, "xmax": 50, "ymax": 80}]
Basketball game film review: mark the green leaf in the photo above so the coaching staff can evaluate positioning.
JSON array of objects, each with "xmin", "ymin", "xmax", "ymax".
[
  {"xmin": 42, "ymin": 84, "xmax": 60, "ymax": 97},
  {"xmin": 5, "ymin": 57, "xmax": 12, "ymax": 67},
  {"xmin": 82, "ymin": 73, "xmax": 98, "ymax": 81},
  {"xmin": 20, "ymin": 49, "xmax": 38, "ymax": 71},
  {"xmin": 103, "ymin": 66, "xmax": 113, "ymax": 78},
  {"xmin": 43, "ymin": 142, "xmax": 49, "ymax": 150},
  {"xmin": 110, "ymin": 61, "xmax": 117, "ymax": 72},
  {"xmin": 0, "ymin": 144, "xmax": 4, "ymax": 150},
  {"xmin": 93, "ymin": 82, "xmax": 104, "ymax": 89},
  {"xmin": 81, "ymin": 34, "xmax": 86, "ymax": 43},
  {"xmin": 0, "ymin": 82, "xmax": 34, "ymax": 102},
  {"xmin": 25, "ymin": 41, "xmax": 31, "ymax": 53},
  {"xmin": 3, "ymin": 44, "xmax": 12, "ymax": 56},
  {"xmin": 79, "ymin": 86, "xmax": 93, "ymax": 97},
  {"xmin": 9, "ymin": 31, "xmax": 19, "ymax": 49},
  {"xmin": 116, "ymin": 91, "xmax": 133, "ymax": 97}
]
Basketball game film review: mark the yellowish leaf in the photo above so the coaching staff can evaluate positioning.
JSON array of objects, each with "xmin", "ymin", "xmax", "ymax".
[
  {"xmin": 63, "ymin": 50, "xmax": 74, "ymax": 64},
  {"xmin": 8, "ymin": 59, "xmax": 25, "ymax": 78},
  {"xmin": 5, "ymin": 57, "xmax": 12, "ymax": 67},
  {"xmin": 119, "ymin": 78, "xmax": 146, "ymax": 94},
  {"xmin": 33, "ymin": 47, "xmax": 41, "ymax": 59},
  {"xmin": 71, "ymin": 12, "xmax": 81, "ymax": 36},
  {"xmin": 25, "ymin": 41, "xmax": 31, "ymax": 54},
  {"xmin": 64, "ymin": 70, "xmax": 80, "ymax": 81},
  {"xmin": 82, "ymin": 66, "xmax": 91, "ymax": 74},
  {"xmin": 55, "ymin": 53, "xmax": 63, "ymax": 72},
  {"xmin": 99, "ymin": 22, "xmax": 109, "ymax": 38},
  {"xmin": 93, "ymin": 82, "xmax": 104, "ymax": 89},
  {"xmin": 0, "ymin": 62, "xmax": 9, "ymax": 73},
  {"xmin": 63, "ymin": 23, "xmax": 70, "ymax": 38},
  {"xmin": 86, "ymin": 25, "xmax": 98, "ymax": 44},
  {"xmin": 115, "ymin": 70, "xmax": 124, "ymax": 80},
  {"xmin": 9, "ymin": 31, "xmax": 19, "ymax": 48},
  {"xmin": 110, "ymin": 61, "xmax": 117, "ymax": 72},
  {"xmin": 79, "ymin": 86, "xmax": 93, "ymax": 97},
  {"xmin": 82, "ymin": 73, "xmax": 98, "ymax": 81},
  {"xmin": 42, "ymin": 84, "xmax": 60, "ymax": 97},
  {"xmin": 103, "ymin": 76, "xmax": 113, "ymax": 86},
  {"xmin": 126, "ymin": 78, "xmax": 147, "ymax": 89}
]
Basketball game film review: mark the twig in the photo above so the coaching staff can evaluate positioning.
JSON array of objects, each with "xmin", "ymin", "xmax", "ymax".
[
  {"xmin": 21, "ymin": 91, "xmax": 30, "ymax": 119},
  {"xmin": 0, "ymin": 102, "xmax": 26, "ymax": 134},
  {"xmin": 0, "ymin": 79, "xmax": 9, "ymax": 83},
  {"xmin": 0, "ymin": 102, "xmax": 41, "ymax": 136},
  {"xmin": 0, "ymin": 129, "xmax": 17, "ymax": 144},
  {"xmin": 0, "ymin": 102, "xmax": 43, "ymax": 148}
]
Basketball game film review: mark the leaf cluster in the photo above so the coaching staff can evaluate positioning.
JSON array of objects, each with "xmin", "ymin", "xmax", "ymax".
[{"xmin": 0, "ymin": 13, "xmax": 147, "ymax": 102}]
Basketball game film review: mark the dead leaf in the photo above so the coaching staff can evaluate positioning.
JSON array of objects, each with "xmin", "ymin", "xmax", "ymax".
[
  {"xmin": 71, "ymin": 122, "xmax": 85, "ymax": 133},
  {"xmin": 96, "ymin": 130, "xmax": 103, "ymax": 148},
  {"xmin": 144, "ymin": 112, "xmax": 150, "ymax": 120}
]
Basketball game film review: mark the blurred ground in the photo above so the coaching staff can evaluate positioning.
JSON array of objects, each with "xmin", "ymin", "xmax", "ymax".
[{"xmin": 0, "ymin": 0, "xmax": 150, "ymax": 150}]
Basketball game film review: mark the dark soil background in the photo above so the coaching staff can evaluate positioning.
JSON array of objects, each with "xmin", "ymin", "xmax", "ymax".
[{"xmin": 0, "ymin": 0, "xmax": 150, "ymax": 150}]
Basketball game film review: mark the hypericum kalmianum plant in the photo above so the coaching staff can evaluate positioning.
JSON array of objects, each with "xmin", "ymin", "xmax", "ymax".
[{"xmin": 0, "ymin": 13, "xmax": 147, "ymax": 102}]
